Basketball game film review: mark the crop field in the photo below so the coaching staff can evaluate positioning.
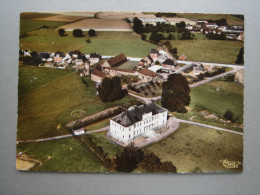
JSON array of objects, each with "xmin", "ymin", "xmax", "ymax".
[
  {"xmin": 175, "ymin": 79, "xmax": 244, "ymax": 131},
  {"xmin": 33, "ymin": 15, "xmax": 88, "ymax": 22},
  {"xmin": 17, "ymin": 137, "xmax": 106, "ymax": 172},
  {"xmin": 176, "ymin": 13, "xmax": 244, "ymax": 26},
  {"xmin": 96, "ymin": 12, "xmax": 156, "ymax": 19},
  {"xmin": 20, "ymin": 12, "xmax": 57, "ymax": 20},
  {"xmin": 20, "ymin": 20, "xmax": 68, "ymax": 34},
  {"xmin": 169, "ymin": 39, "xmax": 243, "ymax": 64},
  {"xmin": 20, "ymin": 30, "xmax": 156, "ymax": 57},
  {"xmin": 17, "ymin": 66, "xmax": 135, "ymax": 141},
  {"xmin": 146, "ymin": 123, "xmax": 243, "ymax": 173},
  {"xmin": 58, "ymin": 18, "xmax": 131, "ymax": 31}
]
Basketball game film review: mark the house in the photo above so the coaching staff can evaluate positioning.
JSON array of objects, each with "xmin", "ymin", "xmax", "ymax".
[
  {"xmin": 150, "ymin": 49, "xmax": 159, "ymax": 60},
  {"xmin": 205, "ymin": 23, "xmax": 218, "ymax": 29},
  {"xmin": 178, "ymin": 54, "xmax": 187, "ymax": 61},
  {"xmin": 89, "ymin": 53, "xmax": 102, "ymax": 65},
  {"xmin": 138, "ymin": 69, "xmax": 158, "ymax": 82},
  {"xmin": 104, "ymin": 67, "xmax": 137, "ymax": 77},
  {"xmin": 110, "ymin": 102, "xmax": 168, "ymax": 144},
  {"xmin": 102, "ymin": 53, "xmax": 127, "ymax": 68},
  {"xmin": 193, "ymin": 64, "xmax": 205, "ymax": 75},
  {"xmin": 72, "ymin": 128, "xmax": 85, "ymax": 136},
  {"xmin": 24, "ymin": 49, "xmax": 30, "ymax": 57},
  {"xmin": 148, "ymin": 65, "xmax": 170, "ymax": 73},
  {"xmin": 91, "ymin": 68, "xmax": 107, "ymax": 83},
  {"xmin": 38, "ymin": 52, "xmax": 50, "ymax": 62},
  {"xmin": 54, "ymin": 51, "xmax": 65, "ymax": 63},
  {"xmin": 162, "ymin": 59, "xmax": 177, "ymax": 69}
]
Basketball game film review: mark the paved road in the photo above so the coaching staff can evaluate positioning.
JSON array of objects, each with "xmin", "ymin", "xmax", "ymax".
[
  {"xmin": 176, "ymin": 118, "xmax": 244, "ymax": 135},
  {"xmin": 129, "ymin": 69, "xmax": 238, "ymax": 103},
  {"xmin": 17, "ymin": 127, "xmax": 110, "ymax": 144},
  {"xmin": 189, "ymin": 69, "xmax": 237, "ymax": 88}
]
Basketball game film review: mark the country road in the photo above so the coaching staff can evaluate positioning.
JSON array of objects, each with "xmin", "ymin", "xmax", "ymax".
[{"xmin": 17, "ymin": 127, "xmax": 110, "ymax": 144}]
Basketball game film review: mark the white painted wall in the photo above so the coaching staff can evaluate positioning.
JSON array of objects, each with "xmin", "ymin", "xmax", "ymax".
[{"xmin": 110, "ymin": 110, "xmax": 168, "ymax": 144}]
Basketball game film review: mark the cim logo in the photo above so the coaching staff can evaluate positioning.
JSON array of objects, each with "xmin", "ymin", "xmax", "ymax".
[{"xmin": 220, "ymin": 159, "xmax": 241, "ymax": 168}]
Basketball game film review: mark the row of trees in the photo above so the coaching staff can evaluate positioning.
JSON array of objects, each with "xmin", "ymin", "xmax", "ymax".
[
  {"xmin": 58, "ymin": 28, "xmax": 96, "ymax": 37},
  {"xmin": 205, "ymin": 32, "xmax": 227, "ymax": 40},
  {"xmin": 115, "ymin": 147, "xmax": 177, "ymax": 173}
]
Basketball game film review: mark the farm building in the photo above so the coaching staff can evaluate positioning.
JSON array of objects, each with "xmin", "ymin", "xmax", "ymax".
[
  {"xmin": 89, "ymin": 53, "xmax": 102, "ymax": 65},
  {"xmin": 165, "ymin": 17, "xmax": 196, "ymax": 26},
  {"xmin": 193, "ymin": 64, "xmax": 205, "ymax": 75},
  {"xmin": 102, "ymin": 53, "xmax": 128, "ymax": 68},
  {"xmin": 127, "ymin": 17, "xmax": 168, "ymax": 25},
  {"xmin": 110, "ymin": 102, "xmax": 168, "ymax": 144},
  {"xmin": 104, "ymin": 67, "xmax": 137, "ymax": 77},
  {"xmin": 91, "ymin": 68, "xmax": 107, "ymax": 83},
  {"xmin": 138, "ymin": 69, "xmax": 158, "ymax": 82}
]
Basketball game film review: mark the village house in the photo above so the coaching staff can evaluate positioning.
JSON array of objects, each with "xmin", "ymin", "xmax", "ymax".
[
  {"xmin": 91, "ymin": 68, "xmax": 107, "ymax": 83},
  {"xmin": 72, "ymin": 128, "xmax": 85, "ymax": 136},
  {"xmin": 150, "ymin": 49, "xmax": 160, "ymax": 60},
  {"xmin": 23, "ymin": 49, "xmax": 30, "ymax": 57},
  {"xmin": 162, "ymin": 59, "xmax": 178, "ymax": 70},
  {"xmin": 178, "ymin": 54, "xmax": 187, "ymax": 61},
  {"xmin": 89, "ymin": 53, "xmax": 102, "ymax": 65},
  {"xmin": 38, "ymin": 52, "xmax": 50, "ymax": 62},
  {"xmin": 54, "ymin": 51, "xmax": 65, "ymax": 63},
  {"xmin": 102, "ymin": 53, "xmax": 127, "ymax": 68},
  {"xmin": 138, "ymin": 69, "xmax": 158, "ymax": 82},
  {"xmin": 193, "ymin": 64, "xmax": 205, "ymax": 75},
  {"xmin": 205, "ymin": 23, "xmax": 218, "ymax": 29},
  {"xmin": 110, "ymin": 102, "xmax": 168, "ymax": 144},
  {"xmin": 104, "ymin": 67, "xmax": 138, "ymax": 77}
]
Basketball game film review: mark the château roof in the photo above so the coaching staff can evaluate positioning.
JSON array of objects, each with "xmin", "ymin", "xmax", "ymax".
[{"xmin": 112, "ymin": 103, "xmax": 167, "ymax": 127}]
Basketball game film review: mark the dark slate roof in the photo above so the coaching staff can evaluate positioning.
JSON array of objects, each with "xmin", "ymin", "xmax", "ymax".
[
  {"xmin": 55, "ymin": 51, "xmax": 65, "ymax": 57},
  {"xmin": 38, "ymin": 52, "xmax": 50, "ymax": 59},
  {"xmin": 147, "ymin": 55, "xmax": 154, "ymax": 63},
  {"xmin": 163, "ymin": 59, "xmax": 176, "ymax": 66},
  {"xmin": 150, "ymin": 49, "xmax": 159, "ymax": 54},
  {"xmin": 90, "ymin": 53, "xmax": 101, "ymax": 59},
  {"xmin": 194, "ymin": 64, "xmax": 205, "ymax": 71},
  {"xmin": 112, "ymin": 103, "xmax": 167, "ymax": 127}
]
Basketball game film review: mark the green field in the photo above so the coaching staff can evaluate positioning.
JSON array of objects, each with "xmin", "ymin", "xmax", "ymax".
[
  {"xmin": 146, "ymin": 123, "xmax": 243, "ymax": 173},
  {"xmin": 20, "ymin": 29, "xmax": 156, "ymax": 57},
  {"xmin": 175, "ymin": 80, "xmax": 244, "ymax": 131},
  {"xmin": 18, "ymin": 66, "xmax": 74, "ymax": 96},
  {"xmin": 169, "ymin": 39, "xmax": 243, "ymax": 64},
  {"xmin": 176, "ymin": 13, "xmax": 244, "ymax": 26},
  {"xmin": 17, "ymin": 137, "xmax": 106, "ymax": 172},
  {"xmin": 145, "ymin": 32, "xmax": 207, "ymax": 40},
  {"xmin": 20, "ymin": 20, "xmax": 68, "ymax": 35},
  {"xmin": 81, "ymin": 131, "xmax": 124, "ymax": 158},
  {"xmin": 17, "ymin": 66, "xmax": 135, "ymax": 141}
]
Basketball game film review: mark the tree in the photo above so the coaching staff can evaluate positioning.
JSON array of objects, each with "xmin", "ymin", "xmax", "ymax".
[
  {"xmin": 115, "ymin": 147, "xmax": 143, "ymax": 172},
  {"xmin": 235, "ymin": 47, "xmax": 244, "ymax": 65},
  {"xmin": 161, "ymin": 74, "xmax": 190, "ymax": 112},
  {"xmin": 133, "ymin": 17, "xmax": 144, "ymax": 34},
  {"xmin": 224, "ymin": 109, "xmax": 234, "ymax": 121},
  {"xmin": 73, "ymin": 29, "xmax": 83, "ymax": 37},
  {"xmin": 98, "ymin": 76, "xmax": 125, "ymax": 102},
  {"xmin": 88, "ymin": 29, "xmax": 96, "ymax": 37},
  {"xmin": 176, "ymin": 21, "xmax": 186, "ymax": 28},
  {"xmin": 141, "ymin": 33, "xmax": 146, "ymax": 40},
  {"xmin": 58, "ymin": 28, "xmax": 65, "ymax": 36}
]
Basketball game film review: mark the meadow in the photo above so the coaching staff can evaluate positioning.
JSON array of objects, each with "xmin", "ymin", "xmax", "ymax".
[
  {"xmin": 20, "ymin": 29, "xmax": 156, "ymax": 57},
  {"xmin": 146, "ymin": 123, "xmax": 243, "ymax": 173},
  {"xmin": 176, "ymin": 13, "xmax": 244, "ymax": 26},
  {"xmin": 17, "ymin": 66, "xmax": 135, "ymax": 141},
  {"xmin": 175, "ymin": 79, "xmax": 244, "ymax": 131},
  {"xmin": 17, "ymin": 137, "xmax": 106, "ymax": 172}
]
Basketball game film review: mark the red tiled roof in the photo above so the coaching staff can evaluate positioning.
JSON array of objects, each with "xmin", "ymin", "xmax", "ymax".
[
  {"xmin": 107, "ymin": 53, "xmax": 127, "ymax": 67},
  {"xmin": 139, "ymin": 69, "xmax": 158, "ymax": 77},
  {"xmin": 92, "ymin": 68, "xmax": 107, "ymax": 78}
]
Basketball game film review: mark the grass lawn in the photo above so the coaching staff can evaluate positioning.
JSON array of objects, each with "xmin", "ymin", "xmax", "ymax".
[
  {"xmin": 81, "ymin": 131, "xmax": 123, "ymax": 158},
  {"xmin": 16, "ymin": 137, "xmax": 106, "ymax": 172},
  {"xmin": 118, "ymin": 61, "xmax": 139, "ymax": 70},
  {"xmin": 18, "ymin": 66, "xmax": 74, "ymax": 96},
  {"xmin": 175, "ymin": 79, "xmax": 244, "ymax": 131},
  {"xmin": 169, "ymin": 39, "xmax": 243, "ymax": 64},
  {"xmin": 17, "ymin": 67, "xmax": 136, "ymax": 141},
  {"xmin": 146, "ymin": 123, "xmax": 243, "ymax": 173},
  {"xmin": 20, "ymin": 30, "xmax": 156, "ymax": 57},
  {"xmin": 20, "ymin": 20, "xmax": 68, "ymax": 35},
  {"xmin": 176, "ymin": 13, "xmax": 244, "ymax": 26}
]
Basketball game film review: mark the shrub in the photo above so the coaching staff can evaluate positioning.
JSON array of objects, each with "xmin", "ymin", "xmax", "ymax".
[
  {"xmin": 224, "ymin": 110, "xmax": 234, "ymax": 121},
  {"xmin": 140, "ymin": 86, "xmax": 145, "ymax": 91},
  {"xmin": 58, "ymin": 28, "xmax": 65, "ymax": 36},
  {"xmin": 88, "ymin": 29, "xmax": 96, "ymax": 37},
  {"xmin": 141, "ymin": 33, "xmax": 146, "ymax": 40},
  {"xmin": 73, "ymin": 29, "xmax": 83, "ymax": 37},
  {"xmin": 144, "ymin": 92, "xmax": 148, "ymax": 96}
]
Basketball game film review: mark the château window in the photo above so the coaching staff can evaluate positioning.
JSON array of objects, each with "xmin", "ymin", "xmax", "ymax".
[{"xmin": 129, "ymin": 135, "xmax": 131, "ymax": 138}]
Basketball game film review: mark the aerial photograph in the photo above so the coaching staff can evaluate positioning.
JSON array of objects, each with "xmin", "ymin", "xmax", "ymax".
[{"xmin": 17, "ymin": 11, "xmax": 244, "ymax": 173}]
